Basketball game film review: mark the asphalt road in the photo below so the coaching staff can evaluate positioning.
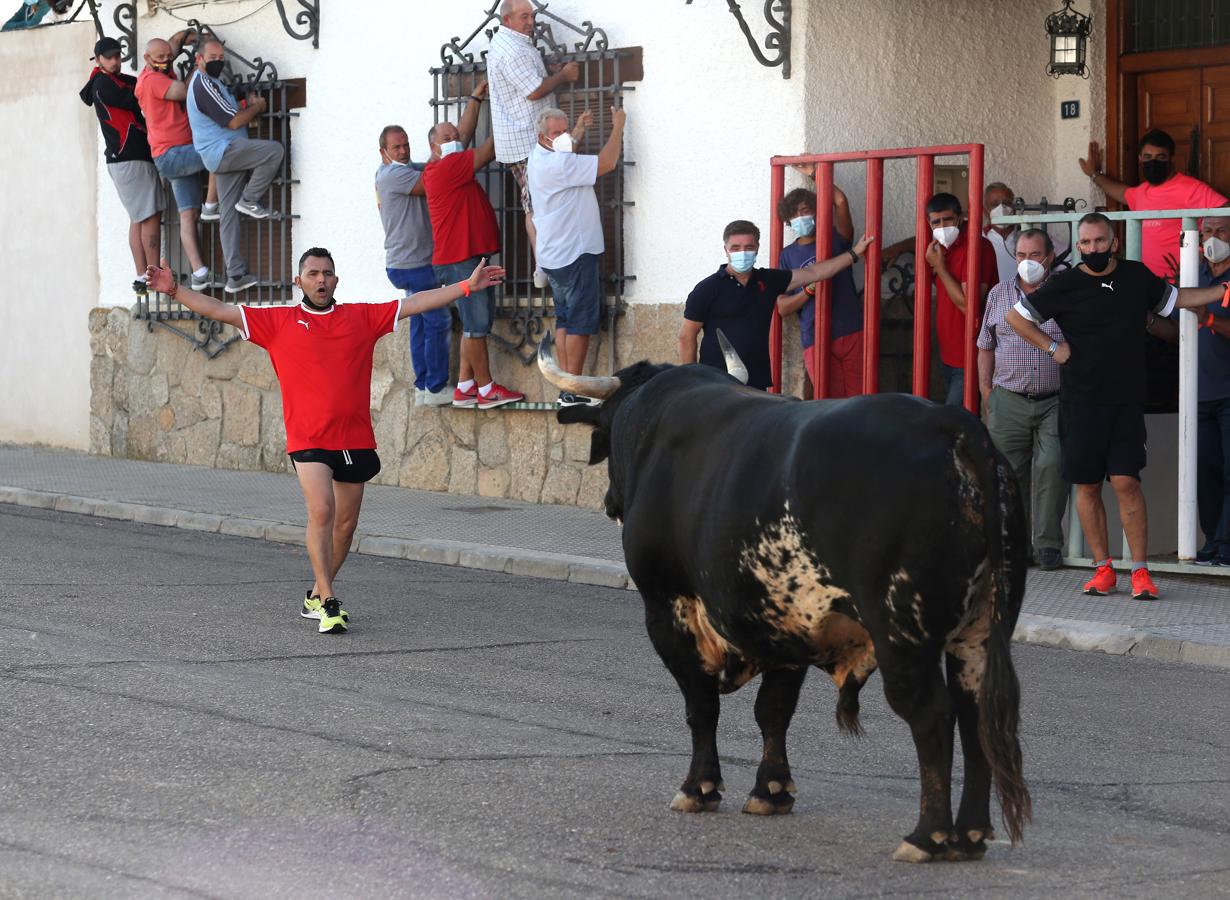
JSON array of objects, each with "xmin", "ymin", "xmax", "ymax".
[{"xmin": 2, "ymin": 504, "xmax": 1228, "ymax": 899}]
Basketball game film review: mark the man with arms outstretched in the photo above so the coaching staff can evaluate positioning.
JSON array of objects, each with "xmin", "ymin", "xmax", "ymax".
[{"xmin": 145, "ymin": 249, "xmax": 505, "ymax": 633}]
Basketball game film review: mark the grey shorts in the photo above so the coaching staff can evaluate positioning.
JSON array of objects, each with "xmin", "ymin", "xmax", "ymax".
[{"xmin": 107, "ymin": 160, "xmax": 163, "ymax": 222}]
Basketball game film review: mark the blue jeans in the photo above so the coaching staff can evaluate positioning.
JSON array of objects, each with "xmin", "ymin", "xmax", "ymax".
[
  {"xmin": 387, "ymin": 265, "xmax": 450, "ymax": 392},
  {"xmin": 153, "ymin": 143, "xmax": 208, "ymax": 211},
  {"xmin": 434, "ymin": 258, "xmax": 494, "ymax": 337},
  {"xmin": 942, "ymin": 363, "xmax": 965, "ymax": 407},
  {"xmin": 1198, "ymin": 397, "xmax": 1230, "ymax": 551},
  {"xmin": 544, "ymin": 253, "xmax": 601, "ymax": 335}
]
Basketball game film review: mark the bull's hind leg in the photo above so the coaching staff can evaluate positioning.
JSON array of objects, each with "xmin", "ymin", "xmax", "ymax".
[
  {"xmin": 645, "ymin": 598, "xmax": 725, "ymax": 812},
  {"xmin": 744, "ymin": 666, "xmax": 807, "ymax": 815},
  {"xmin": 881, "ymin": 661, "xmax": 957, "ymax": 863},
  {"xmin": 945, "ymin": 620, "xmax": 995, "ymax": 860}
]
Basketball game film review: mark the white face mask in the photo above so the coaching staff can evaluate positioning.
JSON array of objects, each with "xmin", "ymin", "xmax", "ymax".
[
  {"xmin": 932, "ymin": 225, "xmax": 960, "ymax": 248},
  {"xmin": 1017, "ymin": 258, "xmax": 1048, "ymax": 285},
  {"xmin": 551, "ymin": 133, "xmax": 574, "ymax": 153},
  {"xmin": 438, "ymin": 140, "xmax": 464, "ymax": 158},
  {"xmin": 1204, "ymin": 236, "xmax": 1230, "ymax": 265},
  {"xmin": 990, "ymin": 203, "xmax": 1013, "ymax": 221}
]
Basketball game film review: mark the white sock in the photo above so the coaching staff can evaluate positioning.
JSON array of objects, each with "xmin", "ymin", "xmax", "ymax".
[
  {"xmin": 203, "ymin": 200, "xmax": 217, "ymax": 207},
  {"xmin": 458, "ymin": 379, "xmax": 476, "ymax": 393},
  {"xmin": 478, "ymin": 382, "xmax": 494, "ymax": 397},
  {"xmin": 135, "ymin": 274, "xmax": 148, "ymax": 283},
  {"xmin": 193, "ymin": 266, "xmax": 209, "ymax": 278}
]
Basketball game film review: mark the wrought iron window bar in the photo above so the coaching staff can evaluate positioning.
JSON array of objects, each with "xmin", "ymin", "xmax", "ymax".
[
  {"xmin": 684, "ymin": 0, "xmax": 791, "ymax": 78},
  {"xmin": 135, "ymin": 23, "xmax": 299, "ymax": 358},
  {"xmin": 432, "ymin": 2, "xmax": 634, "ymax": 367}
]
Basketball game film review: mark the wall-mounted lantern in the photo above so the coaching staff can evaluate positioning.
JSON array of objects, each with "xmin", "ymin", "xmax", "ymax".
[{"xmin": 1045, "ymin": 0, "xmax": 1092, "ymax": 79}]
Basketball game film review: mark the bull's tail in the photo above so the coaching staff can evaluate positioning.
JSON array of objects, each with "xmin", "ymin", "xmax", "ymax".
[{"xmin": 958, "ymin": 420, "xmax": 1033, "ymax": 844}]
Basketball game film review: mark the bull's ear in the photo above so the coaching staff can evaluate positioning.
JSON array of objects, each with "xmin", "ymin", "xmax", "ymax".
[
  {"xmin": 557, "ymin": 405, "xmax": 603, "ymax": 426},
  {"xmin": 588, "ymin": 430, "xmax": 611, "ymax": 464}
]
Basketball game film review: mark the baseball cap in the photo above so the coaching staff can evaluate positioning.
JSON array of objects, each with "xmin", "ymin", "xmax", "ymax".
[{"xmin": 92, "ymin": 37, "xmax": 123, "ymax": 59}]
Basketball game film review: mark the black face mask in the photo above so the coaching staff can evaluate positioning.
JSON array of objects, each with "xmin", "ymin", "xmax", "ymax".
[
  {"xmin": 1082, "ymin": 249, "xmax": 1114, "ymax": 272},
  {"xmin": 1141, "ymin": 159, "xmax": 1170, "ymax": 186},
  {"xmin": 204, "ymin": 59, "xmax": 226, "ymax": 79},
  {"xmin": 302, "ymin": 294, "xmax": 335, "ymax": 311}
]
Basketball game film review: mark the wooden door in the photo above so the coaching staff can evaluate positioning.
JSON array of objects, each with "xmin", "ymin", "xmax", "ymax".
[
  {"xmin": 1137, "ymin": 68, "xmax": 1200, "ymax": 175},
  {"xmin": 1204, "ymin": 65, "xmax": 1230, "ymax": 197}
]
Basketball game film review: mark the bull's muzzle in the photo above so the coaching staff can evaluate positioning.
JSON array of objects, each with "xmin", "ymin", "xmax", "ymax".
[{"xmin": 537, "ymin": 333, "xmax": 622, "ymax": 400}]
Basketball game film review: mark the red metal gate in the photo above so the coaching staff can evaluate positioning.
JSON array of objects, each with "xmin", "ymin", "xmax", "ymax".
[{"xmin": 768, "ymin": 144, "xmax": 985, "ymax": 412}]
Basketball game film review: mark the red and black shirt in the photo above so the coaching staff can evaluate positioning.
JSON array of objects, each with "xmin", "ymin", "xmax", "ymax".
[{"xmin": 79, "ymin": 67, "xmax": 152, "ymax": 164}]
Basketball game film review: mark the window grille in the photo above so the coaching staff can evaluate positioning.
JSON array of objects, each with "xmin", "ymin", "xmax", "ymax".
[{"xmin": 1126, "ymin": 0, "xmax": 1230, "ymax": 53}]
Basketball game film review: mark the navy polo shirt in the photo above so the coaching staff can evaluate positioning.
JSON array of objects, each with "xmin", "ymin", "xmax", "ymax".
[
  {"xmin": 684, "ymin": 265, "xmax": 793, "ymax": 390},
  {"xmin": 1199, "ymin": 263, "xmax": 1230, "ymax": 402}
]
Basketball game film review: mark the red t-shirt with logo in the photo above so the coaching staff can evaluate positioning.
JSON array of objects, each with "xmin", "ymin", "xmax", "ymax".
[
  {"xmin": 240, "ymin": 300, "xmax": 399, "ymax": 452},
  {"xmin": 422, "ymin": 149, "xmax": 501, "ymax": 266},
  {"xmin": 1124, "ymin": 172, "xmax": 1227, "ymax": 279},
  {"xmin": 934, "ymin": 226, "xmax": 998, "ymax": 368},
  {"xmin": 134, "ymin": 68, "xmax": 194, "ymax": 158}
]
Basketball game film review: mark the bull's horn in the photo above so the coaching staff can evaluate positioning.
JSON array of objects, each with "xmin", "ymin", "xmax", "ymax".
[
  {"xmin": 536, "ymin": 332, "xmax": 621, "ymax": 399},
  {"xmin": 716, "ymin": 329, "xmax": 749, "ymax": 384}
]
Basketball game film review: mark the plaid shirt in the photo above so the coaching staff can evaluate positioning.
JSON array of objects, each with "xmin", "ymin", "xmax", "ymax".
[
  {"xmin": 977, "ymin": 277, "xmax": 1064, "ymax": 395},
  {"xmin": 488, "ymin": 27, "xmax": 551, "ymax": 164}
]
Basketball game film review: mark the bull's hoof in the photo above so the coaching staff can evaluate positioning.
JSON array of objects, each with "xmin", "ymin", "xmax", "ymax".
[
  {"xmin": 944, "ymin": 828, "xmax": 990, "ymax": 862},
  {"xmin": 670, "ymin": 781, "xmax": 722, "ymax": 813},
  {"xmin": 742, "ymin": 778, "xmax": 796, "ymax": 815},
  {"xmin": 892, "ymin": 840, "xmax": 940, "ymax": 863}
]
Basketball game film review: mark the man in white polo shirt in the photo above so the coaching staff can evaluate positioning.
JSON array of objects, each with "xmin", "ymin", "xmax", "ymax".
[{"xmin": 526, "ymin": 105, "xmax": 626, "ymax": 406}]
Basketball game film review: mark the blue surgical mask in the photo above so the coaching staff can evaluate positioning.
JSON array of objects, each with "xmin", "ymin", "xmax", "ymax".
[
  {"xmin": 789, "ymin": 215, "xmax": 816, "ymax": 237},
  {"xmin": 729, "ymin": 250, "xmax": 757, "ymax": 273},
  {"xmin": 439, "ymin": 140, "xmax": 464, "ymax": 158}
]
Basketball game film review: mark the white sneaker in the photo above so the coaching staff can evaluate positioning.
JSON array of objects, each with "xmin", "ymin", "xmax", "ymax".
[
  {"xmin": 413, "ymin": 388, "xmax": 426, "ymax": 406},
  {"xmin": 533, "ymin": 268, "xmax": 549, "ymax": 289},
  {"xmin": 199, "ymin": 202, "xmax": 221, "ymax": 222},
  {"xmin": 421, "ymin": 387, "xmax": 453, "ymax": 407}
]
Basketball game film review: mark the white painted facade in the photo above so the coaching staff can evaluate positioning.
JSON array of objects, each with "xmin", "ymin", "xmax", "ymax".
[{"xmin": 5, "ymin": 0, "xmax": 1109, "ymax": 440}]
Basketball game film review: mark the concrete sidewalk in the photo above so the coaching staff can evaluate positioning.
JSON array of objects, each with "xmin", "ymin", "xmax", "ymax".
[{"xmin": 2, "ymin": 443, "xmax": 1228, "ymax": 668}]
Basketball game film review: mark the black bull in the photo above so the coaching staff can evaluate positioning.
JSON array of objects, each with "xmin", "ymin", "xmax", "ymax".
[{"xmin": 540, "ymin": 335, "xmax": 1032, "ymax": 862}]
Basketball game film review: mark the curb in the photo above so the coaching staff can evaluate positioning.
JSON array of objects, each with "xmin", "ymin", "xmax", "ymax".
[{"xmin": 4, "ymin": 485, "xmax": 1228, "ymax": 669}]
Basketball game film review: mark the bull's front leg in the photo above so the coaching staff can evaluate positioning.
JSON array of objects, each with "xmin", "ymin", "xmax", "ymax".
[
  {"xmin": 645, "ymin": 598, "xmax": 725, "ymax": 812},
  {"xmin": 744, "ymin": 666, "xmax": 806, "ymax": 815}
]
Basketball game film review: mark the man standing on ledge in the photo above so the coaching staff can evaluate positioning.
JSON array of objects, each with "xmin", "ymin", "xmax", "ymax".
[
  {"xmin": 144, "ymin": 249, "xmax": 505, "ymax": 633},
  {"xmin": 679, "ymin": 219, "xmax": 872, "ymax": 392},
  {"xmin": 1008, "ymin": 212, "xmax": 1224, "ymax": 600}
]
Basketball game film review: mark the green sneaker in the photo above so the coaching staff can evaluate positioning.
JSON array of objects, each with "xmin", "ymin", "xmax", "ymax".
[
  {"xmin": 301, "ymin": 591, "xmax": 349, "ymax": 623},
  {"xmin": 317, "ymin": 597, "xmax": 348, "ymax": 634}
]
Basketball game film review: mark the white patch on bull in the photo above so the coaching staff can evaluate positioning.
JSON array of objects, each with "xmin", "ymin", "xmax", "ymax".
[
  {"xmin": 671, "ymin": 595, "xmax": 758, "ymax": 691},
  {"xmin": 944, "ymin": 559, "xmax": 992, "ymax": 695},
  {"xmin": 738, "ymin": 508, "xmax": 850, "ymax": 639},
  {"xmin": 885, "ymin": 569, "xmax": 927, "ymax": 647},
  {"xmin": 951, "ymin": 447, "xmax": 984, "ymax": 528}
]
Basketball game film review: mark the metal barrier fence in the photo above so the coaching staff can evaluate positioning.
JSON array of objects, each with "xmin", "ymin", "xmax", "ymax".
[
  {"xmin": 768, "ymin": 144, "xmax": 985, "ymax": 411},
  {"xmin": 993, "ymin": 207, "xmax": 1226, "ymax": 568}
]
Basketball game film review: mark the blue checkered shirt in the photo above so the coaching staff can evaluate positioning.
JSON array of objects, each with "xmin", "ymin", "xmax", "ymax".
[{"xmin": 977, "ymin": 277, "xmax": 1064, "ymax": 395}]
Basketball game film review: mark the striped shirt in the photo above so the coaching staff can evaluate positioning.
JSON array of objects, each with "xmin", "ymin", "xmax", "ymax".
[
  {"xmin": 487, "ymin": 26, "xmax": 551, "ymax": 164},
  {"xmin": 977, "ymin": 277, "xmax": 1064, "ymax": 396}
]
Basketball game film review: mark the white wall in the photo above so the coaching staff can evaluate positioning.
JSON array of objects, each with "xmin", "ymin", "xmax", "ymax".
[{"xmin": 0, "ymin": 21, "xmax": 99, "ymax": 448}]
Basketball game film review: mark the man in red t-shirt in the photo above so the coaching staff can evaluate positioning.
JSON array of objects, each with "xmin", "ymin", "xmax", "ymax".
[
  {"xmin": 422, "ymin": 84, "xmax": 525, "ymax": 409},
  {"xmin": 1080, "ymin": 129, "xmax": 1228, "ymax": 279},
  {"xmin": 145, "ymin": 249, "xmax": 505, "ymax": 634},
  {"xmin": 923, "ymin": 192, "xmax": 998, "ymax": 407},
  {"xmin": 133, "ymin": 34, "xmax": 222, "ymax": 292}
]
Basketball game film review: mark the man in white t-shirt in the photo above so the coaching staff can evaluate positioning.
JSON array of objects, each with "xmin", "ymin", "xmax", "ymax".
[{"xmin": 526, "ymin": 105, "xmax": 626, "ymax": 406}]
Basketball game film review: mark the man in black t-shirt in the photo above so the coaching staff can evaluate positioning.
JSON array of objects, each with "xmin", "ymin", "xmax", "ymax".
[
  {"xmin": 679, "ymin": 219, "xmax": 873, "ymax": 391},
  {"xmin": 1008, "ymin": 212, "xmax": 1225, "ymax": 600}
]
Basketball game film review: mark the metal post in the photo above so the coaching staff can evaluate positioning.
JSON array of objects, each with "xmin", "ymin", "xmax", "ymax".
[
  {"xmin": 912, "ymin": 155, "xmax": 934, "ymax": 398},
  {"xmin": 964, "ymin": 144, "xmax": 984, "ymax": 413},
  {"xmin": 814, "ymin": 162, "xmax": 834, "ymax": 398},
  {"xmin": 863, "ymin": 157, "xmax": 884, "ymax": 395},
  {"xmin": 769, "ymin": 162, "xmax": 785, "ymax": 393},
  {"xmin": 1125, "ymin": 218, "xmax": 1142, "ymax": 262},
  {"xmin": 1178, "ymin": 218, "xmax": 1200, "ymax": 559}
]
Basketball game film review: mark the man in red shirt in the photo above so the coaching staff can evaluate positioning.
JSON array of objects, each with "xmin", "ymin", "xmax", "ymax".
[
  {"xmin": 134, "ymin": 34, "xmax": 223, "ymax": 292},
  {"xmin": 145, "ymin": 249, "xmax": 505, "ymax": 633},
  {"xmin": 923, "ymin": 192, "xmax": 998, "ymax": 406},
  {"xmin": 1080, "ymin": 129, "xmax": 1228, "ymax": 279},
  {"xmin": 423, "ymin": 85, "xmax": 525, "ymax": 409}
]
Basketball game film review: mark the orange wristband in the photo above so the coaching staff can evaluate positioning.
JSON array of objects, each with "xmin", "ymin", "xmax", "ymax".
[
  {"xmin": 460, "ymin": 280, "xmax": 471, "ymax": 297},
  {"xmin": 1221, "ymin": 282, "xmax": 1230, "ymax": 308}
]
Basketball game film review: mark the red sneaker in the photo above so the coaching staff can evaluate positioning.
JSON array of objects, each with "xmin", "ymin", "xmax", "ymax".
[
  {"xmin": 477, "ymin": 382, "xmax": 525, "ymax": 409},
  {"xmin": 1082, "ymin": 563, "xmax": 1116, "ymax": 595},
  {"xmin": 1130, "ymin": 568, "xmax": 1159, "ymax": 601},
  {"xmin": 452, "ymin": 384, "xmax": 479, "ymax": 408}
]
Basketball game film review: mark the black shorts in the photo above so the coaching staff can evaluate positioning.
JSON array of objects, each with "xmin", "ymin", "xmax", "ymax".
[
  {"xmin": 289, "ymin": 448, "xmax": 381, "ymax": 483},
  {"xmin": 1058, "ymin": 402, "xmax": 1147, "ymax": 483}
]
